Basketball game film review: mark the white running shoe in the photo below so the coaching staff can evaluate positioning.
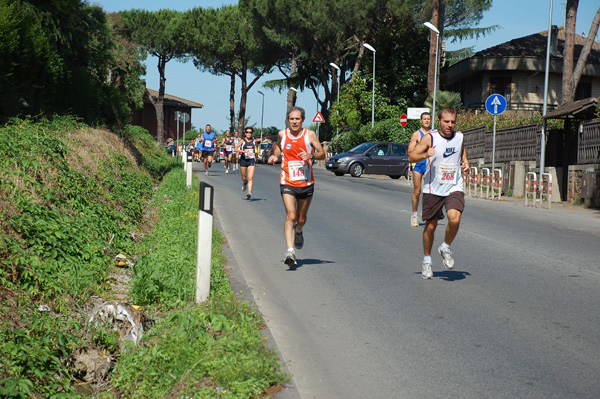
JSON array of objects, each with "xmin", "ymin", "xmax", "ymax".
[
  {"xmin": 411, "ymin": 214, "xmax": 419, "ymax": 227},
  {"xmin": 284, "ymin": 249, "xmax": 297, "ymax": 267},
  {"xmin": 225, "ymin": 169, "xmax": 229, "ymax": 174},
  {"xmin": 246, "ymin": 192, "xmax": 252, "ymax": 200},
  {"xmin": 422, "ymin": 261, "xmax": 433, "ymax": 279},
  {"xmin": 205, "ymin": 171, "xmax": 209, "ymax": 176},
  {"xmin": 438, "ymin": 245, "xmax": 455, "ymax": 270},
  {"xmin": 242, "ymin": 182, "xmax": 247, "ymax": 191}
]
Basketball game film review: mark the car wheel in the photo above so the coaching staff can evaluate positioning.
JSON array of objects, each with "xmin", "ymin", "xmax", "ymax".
[
  {"xmin": 349, "ymin": 163, "xmax": 363, "ymax": 177},
  {"xmin": 334, "ymin": 172, "xmax": 344, "ymax": 176},
  {"xmin": 389, "ymin": 175, "xmax": 401, "ymax": 179},
  {"xmin": 404, "ymin": 166, "xmax": 411, "ymax": 179}
]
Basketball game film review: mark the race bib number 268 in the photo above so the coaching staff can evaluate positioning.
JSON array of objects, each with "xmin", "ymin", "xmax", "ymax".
[{"xmin": 436, "ymin": 163, "xmax": 458, "ymax": 184}]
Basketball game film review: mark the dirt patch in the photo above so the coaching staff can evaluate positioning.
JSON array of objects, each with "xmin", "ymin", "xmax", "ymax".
[{"xmin": 65, "ymin": 127, "xmax": 141, "ymax": 177}]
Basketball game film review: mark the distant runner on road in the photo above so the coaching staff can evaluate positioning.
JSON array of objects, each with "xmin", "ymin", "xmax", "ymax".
[
  {"xmin": 201, "ymin": 124, "xmax": 216, "ymax": 176},
  {"xmin": 268, "ymin": 106, "xmax": 326, "ymax": 267},
  {"xmin": 221, "ymin": 130, "xmax": 234, "ymax": 174},
  {"xmin": 235, "ymin": 127, "xmax": 257, "ymax": 200},
  {"xmin": 407, "ymin": 112, "xmax": 432, "ymax": 227},
  {"xmin": 408, "ymin": 107, "xmax": 469, "ymax": 279},
  {"xmin": 232, "ymin": 131, "xmax": 241, "ymax": 171}
]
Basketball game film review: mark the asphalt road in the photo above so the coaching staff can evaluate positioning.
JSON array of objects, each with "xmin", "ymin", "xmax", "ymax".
[{"xmin": 193, "ymin": 161, "xmax": 600, "ymax": 399}]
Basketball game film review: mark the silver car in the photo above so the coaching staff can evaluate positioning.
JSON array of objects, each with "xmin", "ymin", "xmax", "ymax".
[{"xmin": 326, "ymin": 141, "xmax": 410, "ymax": 178}]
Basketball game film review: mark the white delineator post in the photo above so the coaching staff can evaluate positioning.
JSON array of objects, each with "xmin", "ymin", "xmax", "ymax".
[
  {"xmin": 196, "ymin": 182, "xmax": 214, "ymax": 303},
  {"xmin": 186, "ymin": 151, "xmax": 193, "ymax": 189}
]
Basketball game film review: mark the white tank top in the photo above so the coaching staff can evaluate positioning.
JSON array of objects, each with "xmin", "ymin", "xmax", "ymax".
[{"xmin": 423, "ymin": 130, "xmax": 464, "ymax": 196}]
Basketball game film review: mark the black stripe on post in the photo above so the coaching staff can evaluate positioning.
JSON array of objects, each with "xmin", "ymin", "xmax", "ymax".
[{"xmin": 199, "ymin": 181, "xmax": 214, "ymax": 215}]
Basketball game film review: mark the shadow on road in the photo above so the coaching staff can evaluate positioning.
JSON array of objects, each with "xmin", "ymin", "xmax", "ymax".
[
  {"xmin": 435, "ymin": 270, "xmax": 471, "ymax": 281},
  {"xmin": 286, "ymin": 258, "xmax": 335, "ymax": 271},
  {"xmin": 413, "ymin": 270, "xmax": 471, "ymax": 281}
]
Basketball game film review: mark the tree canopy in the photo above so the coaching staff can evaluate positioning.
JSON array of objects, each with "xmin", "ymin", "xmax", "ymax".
[
  {"xmin": 0, "ymin": 0, "xmax": 498, "ymax": 146},
  {"xmin": 120, "ymin": 9, "xmax": 187, "ymax": 145},
  {"xmin": 185, "ymin": 4, "xmax": 279, "ymax": 133},
  {"xmin": 0, "ymin": 0, "xmax": 143, "ymax": 125}
]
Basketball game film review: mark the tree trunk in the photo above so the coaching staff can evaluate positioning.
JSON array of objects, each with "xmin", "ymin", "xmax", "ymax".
[
  {"xmin": 562, "ymin": 0, "xmax": 578, "ymax": 104},
  {"xmin": 237, "ymin": 67, "xmax": 248, "ymax": 134},
  {"xmin": 155, "ymin": 56, "xmax": 167, "ymax": 146},
  {"xmin": 286, "ymin": 55, "xmax": 298, "ymax": 117},
  {"xmin": 229, "ymin": 73, "xmax": 236, "ymax": 133},
  {"xmin": 428, "ymin": 0, "xmax": 445, "ymax": 98},
  {"xmin": 570, "ymin": 6, "xmax": 600, "ymax": 100}
]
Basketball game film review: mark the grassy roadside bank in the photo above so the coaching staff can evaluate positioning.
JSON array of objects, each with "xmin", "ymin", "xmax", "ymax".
[{"xmin": 0, "ymin": 117, "xmax": 287, "ymax": 398}]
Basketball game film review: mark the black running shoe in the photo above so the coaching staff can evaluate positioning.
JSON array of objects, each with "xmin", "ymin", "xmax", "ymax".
[{"xmin": 294, "ymin": 225, "xmax": 304, "ymax": 250}]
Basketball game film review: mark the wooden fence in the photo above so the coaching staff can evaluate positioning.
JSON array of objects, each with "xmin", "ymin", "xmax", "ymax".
[
  {"xmin": 464, "ymin": 124, "xmax": 540, "ymax": 163},
  {"xmin": 578, "ymin": 119, "xmax": 600, "ymax": 164},
  {"xmin": 462, "ymin": 126, "xmax": 485, "ymax": 159},
  {"xmin": 486, "ymin": 124, "xmax": 540, "ymax": 163}
]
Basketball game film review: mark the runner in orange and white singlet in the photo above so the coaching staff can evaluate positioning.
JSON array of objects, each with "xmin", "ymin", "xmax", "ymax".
[
  {"xmin": 268, "ymin": 106, "xmax": 326, "ymax": 267},
  {"xmin": 279, "ymin": 128, "xmax": 315, "ymax": 187}
]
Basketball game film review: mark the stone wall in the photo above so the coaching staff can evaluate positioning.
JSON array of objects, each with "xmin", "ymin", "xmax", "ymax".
[{"xmin": 568, "ymin": 165, "xmax": 600, "ymax": 207}]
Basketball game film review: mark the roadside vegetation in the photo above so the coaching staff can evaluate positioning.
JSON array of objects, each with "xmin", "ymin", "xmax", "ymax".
[{"xmin": 0, "ymin": 117, "xmax": 287, "ymax": 398}]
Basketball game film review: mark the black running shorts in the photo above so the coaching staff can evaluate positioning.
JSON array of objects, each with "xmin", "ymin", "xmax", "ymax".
[{"xmin": 280, "ymin": 184, "xmax": 314, "ymax": 200}]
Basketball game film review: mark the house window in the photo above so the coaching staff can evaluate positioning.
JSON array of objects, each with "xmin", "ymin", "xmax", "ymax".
[
  {"xmin": 575, "ymin": 78, "xmax": 592, "ymax": 100},
  {"xmin": 489, "ymin": 76, "xmax": 511, "ymax": 102}
]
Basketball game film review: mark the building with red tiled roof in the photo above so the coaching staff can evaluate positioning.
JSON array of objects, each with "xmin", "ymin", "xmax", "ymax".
[
  {"xmin": 131, "ymin": 88, "xmax": 203, "ymax": 142},
  {"xmin": 446, "ymin": 26, "xmax": 600, "ymax": 115}
]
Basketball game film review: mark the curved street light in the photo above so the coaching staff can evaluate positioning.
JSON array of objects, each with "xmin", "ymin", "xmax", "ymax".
[
  {"xmin": 329, "ymin": 63, "xmax": 340, "ymax": 136},
  {"xmin": 290, "ymin": 87, "xmax": 298, "ymax": 106},
  {"xmin": 363, "ymin": 43, "xmax": 376, "ymax": 127},
  {"xmin": 424, "ymin": 22, "xmax": 439, "ymax": 130},
  {"xmin": 257, "ymin": 90, "xmax": 265, "ymax": 143}
]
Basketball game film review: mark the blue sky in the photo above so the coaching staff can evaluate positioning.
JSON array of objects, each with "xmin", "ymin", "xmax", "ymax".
[{"xmin": 93, "ymin": 0, "xmax": 599, "ymax": 133}]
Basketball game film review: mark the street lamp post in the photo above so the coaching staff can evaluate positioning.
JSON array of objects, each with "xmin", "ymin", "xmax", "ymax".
[
  {"xmin": 539, "ymin": 0, "xmax": 553, "ymax": 201},
  {"xmin": 363, "ymin": 43, "xmax": 376, "ymax": 128},
  {"xmin": 175, "ymin": 111, "xmax": 180, "ymax": 162},
  {"xmin": 424, "ymin": 22, "xmax": 439, "ymax": 130},
  {"xmin": 329, "ymin": 63, "xmax": 340, "ymax": 136},
  {"xmin": 257, "ymin": 90, "xmax": 265, "ymax": 144}
]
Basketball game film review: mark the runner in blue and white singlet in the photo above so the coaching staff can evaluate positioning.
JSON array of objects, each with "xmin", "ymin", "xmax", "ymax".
[
  {"xmin": 221, "ymin": 130, "xmax": 234, "ymax": 173},
  {"xmin": 235, "ymin": 127, "xmax": 257, "ymax": 199},
  {"xmin": 408, "ymin": 112, "xmax": 432, "ymax": 227}
]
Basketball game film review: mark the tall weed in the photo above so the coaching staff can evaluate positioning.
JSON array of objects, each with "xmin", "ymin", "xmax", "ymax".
[
  {"xmin": 130, "ymin": 170, "xmax": 229, "ymax": 307},
  {"xmin": 0, "ymin": 116, "xmax": 170, "ymax": 397}
]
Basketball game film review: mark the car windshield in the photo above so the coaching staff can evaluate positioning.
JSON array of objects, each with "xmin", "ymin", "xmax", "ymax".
[{"xmin": 348, "ymin": 142, "xmax": 376, "ymax": 154}]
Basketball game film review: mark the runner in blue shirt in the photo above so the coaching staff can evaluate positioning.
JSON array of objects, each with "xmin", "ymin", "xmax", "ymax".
[
  {"xmin": 201, "ymin": 124, "xmax": 216, "ymax": 176},
  {"xmin": 407, "ymin": 112, "xmax": 432, "ymax": 227}
]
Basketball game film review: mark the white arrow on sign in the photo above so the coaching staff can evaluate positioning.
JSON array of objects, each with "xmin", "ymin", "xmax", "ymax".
[{"xmin": 491, "ymin": 96, "xmax": 502, "ymax": 115}]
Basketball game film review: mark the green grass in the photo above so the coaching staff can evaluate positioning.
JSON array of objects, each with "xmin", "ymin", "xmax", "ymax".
[{"xmin": 0, "ymin": 117, "xmax": 288, "ymax": 398}]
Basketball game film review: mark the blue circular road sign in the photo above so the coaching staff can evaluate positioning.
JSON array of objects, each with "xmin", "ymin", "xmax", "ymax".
[{"xmin": 485, "ymin": 94, "xmax": 507, "ymax": 115}]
